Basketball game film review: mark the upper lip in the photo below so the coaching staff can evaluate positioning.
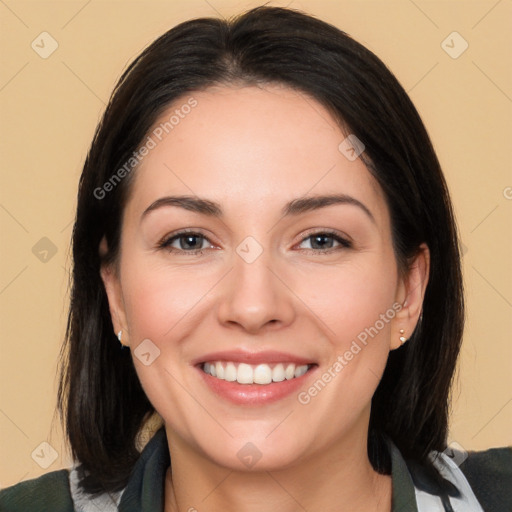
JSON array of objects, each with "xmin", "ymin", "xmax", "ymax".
[{"xmin": 191, "ymin": 349, "xmax": 316, "ymax": 366}]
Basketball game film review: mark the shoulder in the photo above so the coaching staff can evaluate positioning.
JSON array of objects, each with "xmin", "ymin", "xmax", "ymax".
[
  {"xmin": 0, "ymin": 469, "xmax": 75, "ymax": 512},
  {"xmin": 458, "ymin": 445, "xmax": 512, "ymax": 510}
]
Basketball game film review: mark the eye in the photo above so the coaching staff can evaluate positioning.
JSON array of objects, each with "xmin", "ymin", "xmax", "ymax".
[
  {"xmin": 158, "ymin": 230, "xmax": 214, "ymax": 255},
  {"xmin": 157, "ymin": 229, "xmax": 352, "ymax": 256},
  {"xmin": 296, "ymin": 230, "xmax": 352, "ymax": 253}
]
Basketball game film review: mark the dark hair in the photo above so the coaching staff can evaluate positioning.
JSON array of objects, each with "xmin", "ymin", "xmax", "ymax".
[{"xmin": 57, "ymin": 5, "xmax": 464, "ymax": 495}]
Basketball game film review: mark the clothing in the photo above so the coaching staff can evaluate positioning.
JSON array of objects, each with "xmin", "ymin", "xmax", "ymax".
[{"xmin": 0, "ymin": 428, "xmax": 510, "ymax": 511}]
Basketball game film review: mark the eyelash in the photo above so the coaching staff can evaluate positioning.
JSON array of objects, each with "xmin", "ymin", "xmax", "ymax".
[{"xmin": 157, "ymin": 229, "xmax": 352, "ymax": 256}]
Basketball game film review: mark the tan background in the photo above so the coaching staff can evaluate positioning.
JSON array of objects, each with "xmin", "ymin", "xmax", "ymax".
[{"xmin": 0, "ymin": 0, "xmax": 510, "ymax": 487}]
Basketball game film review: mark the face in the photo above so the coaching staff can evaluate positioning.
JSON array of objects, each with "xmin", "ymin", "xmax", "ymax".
[{"xmin": 102, "ymin": 84, "xmax": 428, "ymax": 471}]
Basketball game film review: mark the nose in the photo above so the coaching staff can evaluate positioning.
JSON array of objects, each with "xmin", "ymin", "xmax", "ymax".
[{"xmin": 216, "ymin": 249, "xmax": 296, "ymax": 334}]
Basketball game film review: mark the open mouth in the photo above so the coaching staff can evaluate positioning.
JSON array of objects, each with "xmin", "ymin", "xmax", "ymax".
[{"xmin": 201, "ymin": 361, "xmax": 316, "ymax": 385}]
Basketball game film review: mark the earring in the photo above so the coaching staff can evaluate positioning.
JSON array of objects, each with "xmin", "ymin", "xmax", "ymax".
[
  {"xmin": 118, "ymin": 330, "xmax": 127, "ymax": 349},
  {"xmin": 399, "ymin": 329, "xmax": 407, "ymax": 345}
]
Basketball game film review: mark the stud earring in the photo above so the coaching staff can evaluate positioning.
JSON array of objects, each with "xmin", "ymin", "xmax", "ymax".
[
  {"xmin": 118, "ymin": 330, "xmax": 128, "ymax": 349},
  {"xmin": 399, "ymin": 329, "xmax": 407, "ymax": 345}
]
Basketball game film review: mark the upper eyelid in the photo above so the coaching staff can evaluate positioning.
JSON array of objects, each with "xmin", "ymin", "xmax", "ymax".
[{"xmin": 297, "ymin": 227, "xmax": 352, "ymax": 243}]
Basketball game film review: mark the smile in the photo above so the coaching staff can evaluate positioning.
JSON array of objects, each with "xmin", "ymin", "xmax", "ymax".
[
  {"xmin": 193, "ymin": 349, "xmax": 318, "ymax": 405},
  {"xmin": 202, "ymin": 361, "xmax": 311, "ymax": 385}
]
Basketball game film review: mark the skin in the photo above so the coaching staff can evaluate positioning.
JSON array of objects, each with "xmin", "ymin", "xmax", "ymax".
[{"xmin": 101, "ymin": 84, "xmax": 429, "ymax": 512}]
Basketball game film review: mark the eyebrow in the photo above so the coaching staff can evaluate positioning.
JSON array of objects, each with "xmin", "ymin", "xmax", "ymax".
[{"xmin": 141, "ymin": 194, "xmax": 375, "ymax": 224}]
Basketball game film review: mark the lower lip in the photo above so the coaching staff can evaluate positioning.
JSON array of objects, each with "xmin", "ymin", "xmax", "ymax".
[{"xmin": 197, "ymin": 365, "xmax": 317, "ymax": 405}]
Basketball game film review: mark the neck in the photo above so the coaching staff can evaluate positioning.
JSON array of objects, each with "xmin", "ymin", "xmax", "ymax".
[{"xmin": 163, "ymin": 425, "xmax": 392, "ymax": 512}]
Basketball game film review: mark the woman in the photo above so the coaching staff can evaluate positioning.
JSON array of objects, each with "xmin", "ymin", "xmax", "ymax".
[{"xmin": 0, "ymin": 5, "xmax": 509, "ymax": 512}]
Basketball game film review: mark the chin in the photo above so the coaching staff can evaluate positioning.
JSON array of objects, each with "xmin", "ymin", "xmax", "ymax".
[{"xmin": 195, "ymin": 430, "xmax": 311, "ymax": 472}]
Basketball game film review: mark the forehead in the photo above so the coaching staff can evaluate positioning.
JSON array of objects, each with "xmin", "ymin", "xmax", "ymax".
[{"xmin": 125, "ymin": 84, "xmax": 388, "ymax": 225}]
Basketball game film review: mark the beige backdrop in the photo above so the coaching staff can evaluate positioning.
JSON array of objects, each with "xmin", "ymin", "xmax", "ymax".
[{"xmin": 1, "ymin": 0, "xmax": 511, "ymax": 487}]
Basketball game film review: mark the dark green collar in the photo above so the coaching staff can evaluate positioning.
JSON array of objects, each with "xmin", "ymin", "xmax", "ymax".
[
  {"xmin": 387, "ymin": 439, "xmax": 419, "ymax": 512},
  {"xmin": 119, "ymin": 428, "xmax": 418, "ymax": 512},
  {"xmin": 119, "ymin": 428, "xmax": 170, "ymax": 511}
]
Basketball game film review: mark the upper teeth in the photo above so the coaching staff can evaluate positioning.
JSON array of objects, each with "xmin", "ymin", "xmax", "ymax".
[{"xmin": 203, "ymin": 361, "xmax": 310, "ymax": 384}]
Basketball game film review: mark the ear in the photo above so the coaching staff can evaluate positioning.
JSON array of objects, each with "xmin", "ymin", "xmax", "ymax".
[
  {"xmin": 390, "ymin": 242, "xmax": 430, "ymax": 350},
  {"xmin": 99, "ymin": 236, "xmax": 130, "ymax": 346}
]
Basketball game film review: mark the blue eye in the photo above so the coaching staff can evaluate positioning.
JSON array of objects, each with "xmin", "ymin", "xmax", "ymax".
[
  {"xmin": 159, "ymin": 231, "xmax": 212, "ymax": 254},
  {"xmin": 158, "ymin": 229, "xmax": 352, "ymax": 256},
  {"xmin": 297, "ymin": 231, "xmax": 352, "ymax": 253}
]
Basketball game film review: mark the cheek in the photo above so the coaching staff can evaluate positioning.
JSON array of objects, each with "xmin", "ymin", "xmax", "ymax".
[
  {"xmin": 298, "ymin": 255, "xmax": 397, "ymax": 420},
  {"xmin": 120, "ymin": 260, "xmax": 218, "ymax": 432},
  {"xmin": 292, "ymin": 254, "xmax": 398, "ymax": 410},
  {"xmin": 121, "ymin": 260, "xmax": 217, "ymax": 341},
  {"xmin": 122, "ymin": 247, "xmax": 398, "ymax": 360},
  {"xmin": 295, "ymin": 255, "xmax": 398, "ymax": 348}
]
